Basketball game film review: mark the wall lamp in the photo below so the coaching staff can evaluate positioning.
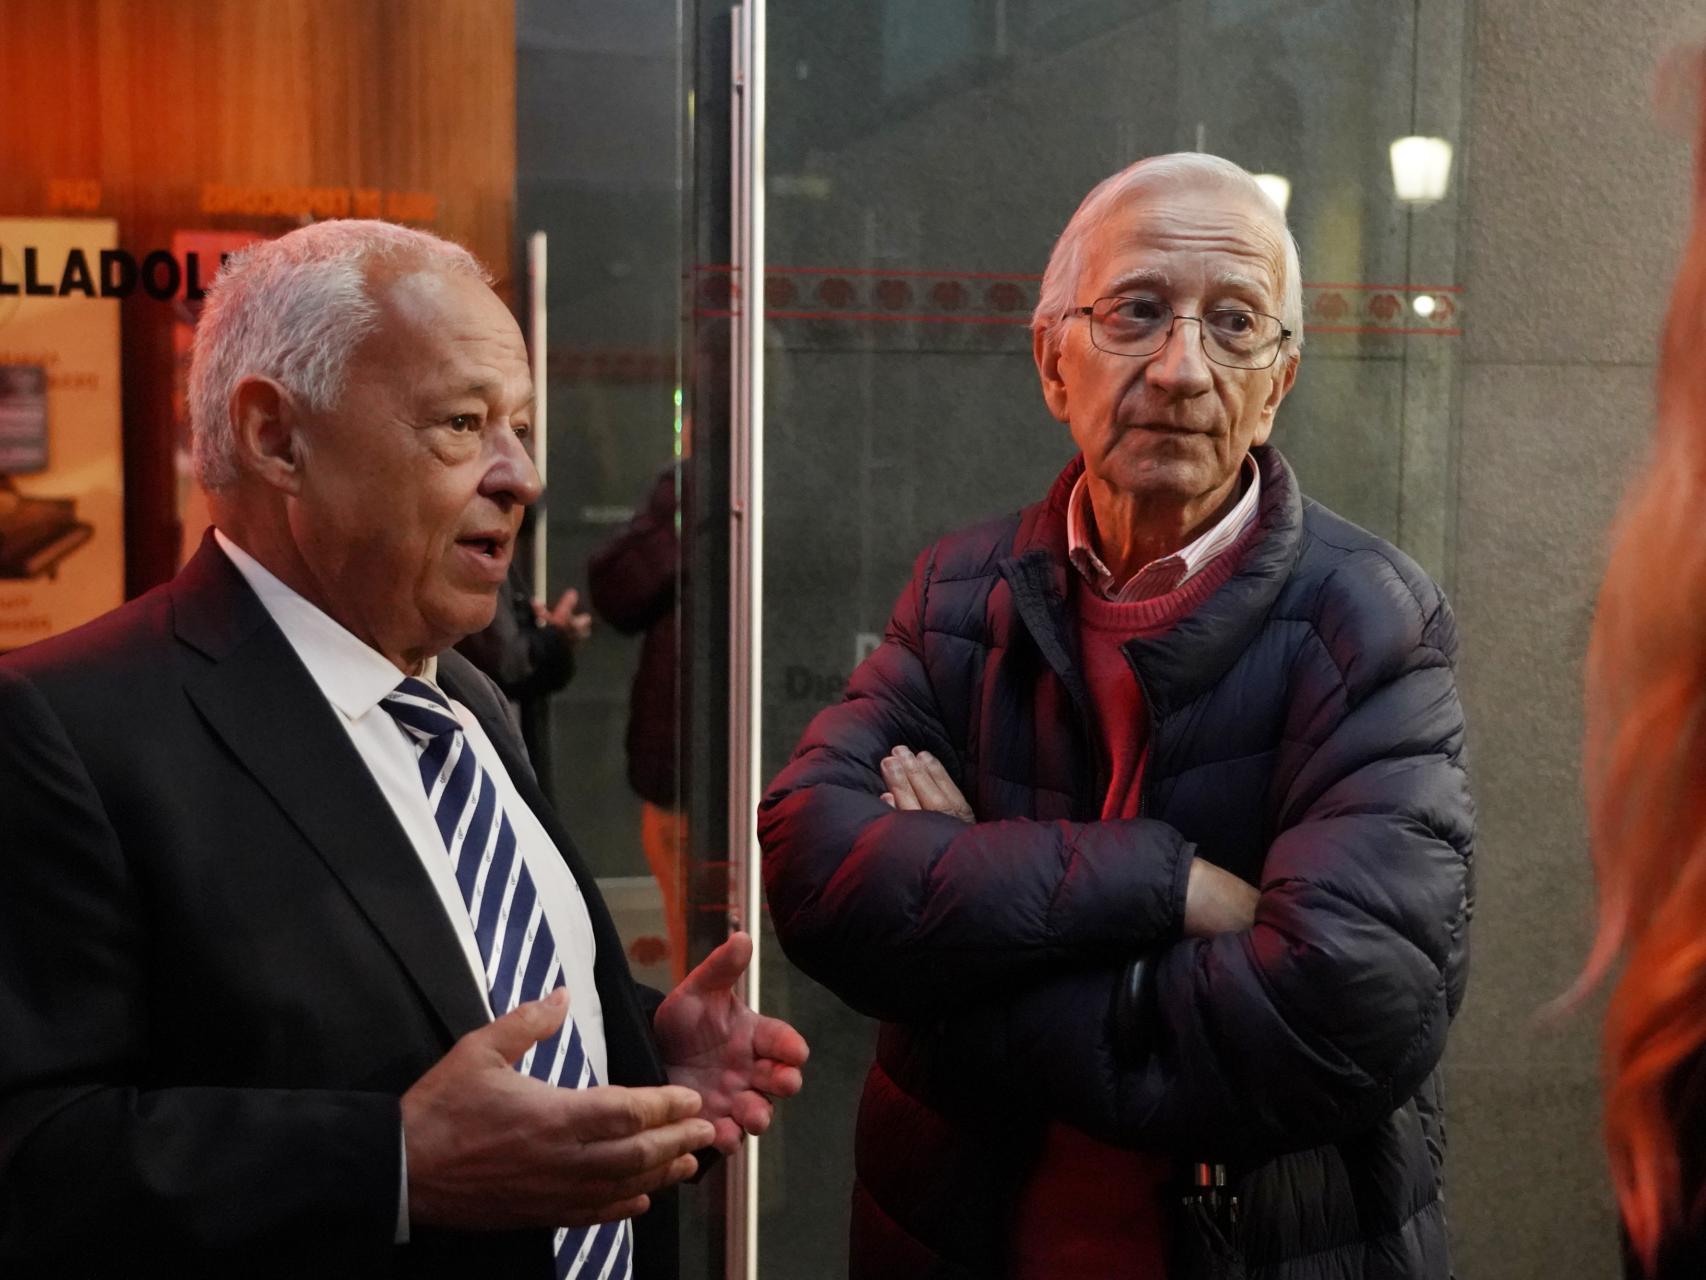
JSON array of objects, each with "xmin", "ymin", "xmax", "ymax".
[{"xmin": 1390, "ymin": 135, "xmax": 1453, "ymax": 206}]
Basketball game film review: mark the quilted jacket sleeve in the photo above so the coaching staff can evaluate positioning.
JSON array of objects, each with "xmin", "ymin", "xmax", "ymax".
[
  {"xmin": 759, "ymin": 545, "xmax": 1197, "ymax": 1023},
  {"xmin": 934, "ymin": 575, "xmax": 1474, "ymax": 1161}
]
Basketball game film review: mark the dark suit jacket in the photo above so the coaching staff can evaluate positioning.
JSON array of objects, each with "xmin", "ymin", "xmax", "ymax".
[{"xmin": 0, "ymin": 534, "xmax": 677, "ymax": 1279}]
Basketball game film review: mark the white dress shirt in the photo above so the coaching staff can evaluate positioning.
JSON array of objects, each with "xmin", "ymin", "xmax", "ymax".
[
  {"xmin": 215, "ymin": 531, "xmax": 608, "ymax": 1240},
  {"xmin": 1067, "ymin": 453, "xmax": 1261, "ymax": 602}
]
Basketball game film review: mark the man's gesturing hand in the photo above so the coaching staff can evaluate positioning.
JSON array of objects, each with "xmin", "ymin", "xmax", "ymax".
[
  {"xmin": 653, "ymin": 932, "xmax": 809, "ymax": 1153},
  {"xmin": 879, "ymin": 745, "xmax": 974, "ymax": 823},
  {"xmin": 402, "ymin": 988, "xmax": 715, "ymax": 1230}
]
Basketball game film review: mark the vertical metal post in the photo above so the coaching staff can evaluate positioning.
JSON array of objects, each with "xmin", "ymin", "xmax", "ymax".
[
  {"xmin": 726, "ymin": 3, "xmax": 765, "ymax": 1279},
  {"xmin": 527, "ymin": 230, "xmax": 550, "ymax": 598}
]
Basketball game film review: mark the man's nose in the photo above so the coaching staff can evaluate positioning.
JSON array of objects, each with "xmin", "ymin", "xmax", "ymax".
[
  {"xmin": 484, "ymin": 426, "xmax": 545, "ymax": 506},
  {"xmin": 1145, "ymin": 316, "xmax": 1215, "ymax": 395}
]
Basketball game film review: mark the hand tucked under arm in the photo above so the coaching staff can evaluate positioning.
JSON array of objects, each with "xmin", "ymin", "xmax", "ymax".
[
  {"xmin": 1182, "ymin": 857, "xmax": 1258, "ymax": 937},
  {"xmin": 878, "ymin": 745, "xmax": 974, "ymax": 822},
  {"xmin": 652, "ymin": 932, "xmax": 809, "ymax": 1153}
]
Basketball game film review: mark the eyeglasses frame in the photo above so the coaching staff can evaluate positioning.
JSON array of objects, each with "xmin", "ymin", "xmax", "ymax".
[{"xmin": 1066, "ymin": 296, "xmax": 1295, "ymax": 371}]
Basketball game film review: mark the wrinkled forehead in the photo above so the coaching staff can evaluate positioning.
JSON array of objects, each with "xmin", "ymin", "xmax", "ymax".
[{"xmin": 1081, "ymin": 178, "xmax": 1287, "ymax": 306}]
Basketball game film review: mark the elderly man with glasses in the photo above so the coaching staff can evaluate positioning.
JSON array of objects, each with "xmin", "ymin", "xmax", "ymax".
[{"xmin": 760, "ymin": 153, "xmax": 1473, "ymax": 1280}]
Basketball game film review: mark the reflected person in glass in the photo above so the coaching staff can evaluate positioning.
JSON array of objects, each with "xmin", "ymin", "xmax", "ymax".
[{"xmin": 760, "ymin": 153, "xmax": 1473, "ymax": 1280}]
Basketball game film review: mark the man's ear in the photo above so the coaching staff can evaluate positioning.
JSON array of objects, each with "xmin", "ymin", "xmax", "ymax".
[
  {"xmin": 229, "ymin": 376, "xmax": 306, "ymax": 494},
  {"xmin": 1251, "ymin": 350, "xmax": 1299, "ymax": 445},
  {"xmin": 1033, "ymin": 325, "xmax": 1071, "ymax": 424}
]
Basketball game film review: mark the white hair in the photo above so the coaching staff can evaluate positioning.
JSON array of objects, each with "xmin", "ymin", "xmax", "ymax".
[
  {"xmin": 188, "ymin": 220, "xmax": 493, "ymax": 492},
  {"xmin": 1031, "ymin": 152, "xmax": 1305, "ymax": 359}
]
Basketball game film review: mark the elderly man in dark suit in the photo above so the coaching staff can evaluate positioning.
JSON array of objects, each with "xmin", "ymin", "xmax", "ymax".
[{"xmin": 0, "ymin": 221, "xmax": 806, "ymax": 1280}]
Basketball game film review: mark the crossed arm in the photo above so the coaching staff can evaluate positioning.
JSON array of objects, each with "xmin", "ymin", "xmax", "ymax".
[
  {"xmin": 879, "ymin": 745, "xmax": 1261, "ymax": 939},
  {"xmin": 761, "ymin": 595, "xmax": 1471, "ymax": 1162}
]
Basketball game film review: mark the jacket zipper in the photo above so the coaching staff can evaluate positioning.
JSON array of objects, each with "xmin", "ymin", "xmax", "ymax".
[{"xmin": 1127, "ymin": 647, "xmax": 1155, "ymax": 819}]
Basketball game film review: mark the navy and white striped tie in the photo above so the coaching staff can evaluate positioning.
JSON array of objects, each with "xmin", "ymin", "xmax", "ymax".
[{"xmin": 383, "ymin": 676, "xmax": 633, "ymax": 1280}]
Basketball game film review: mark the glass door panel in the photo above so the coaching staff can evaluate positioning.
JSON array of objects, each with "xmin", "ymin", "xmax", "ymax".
[{"xmin": 750, "ymin": 1, "xmax": 1468, "ymax": 1272}]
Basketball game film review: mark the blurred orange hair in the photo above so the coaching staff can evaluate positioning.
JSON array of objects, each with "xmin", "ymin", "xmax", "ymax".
[{"xmin": 1582, "ymin": 48, "xmax": 1706, "ymax": 1273}]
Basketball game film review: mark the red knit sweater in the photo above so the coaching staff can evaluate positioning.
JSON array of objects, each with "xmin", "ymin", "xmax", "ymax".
[{"xmin": 1010, "ymin": 518, "xmax": 1262, "ymax": 1280}]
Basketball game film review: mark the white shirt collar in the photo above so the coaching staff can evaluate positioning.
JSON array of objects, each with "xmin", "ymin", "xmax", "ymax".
[
  {"xmin": 214, "ymin": 529, "xmax": 437, "ymax": 721},
  {"xmin": 1067, "ymin": 453, "xmax": 1261, "ymax": 601}
]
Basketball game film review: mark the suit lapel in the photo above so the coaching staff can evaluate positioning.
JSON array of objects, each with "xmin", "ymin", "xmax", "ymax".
[{"xmin": 174, "ymin": 537, "xmax": 490, "ymax": 1044}]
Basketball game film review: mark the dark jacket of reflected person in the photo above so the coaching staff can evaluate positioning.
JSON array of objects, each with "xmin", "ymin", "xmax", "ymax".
[
  {"xmin": 760, "ymin": 155, "xmax": 1473, "ymax": 1280},
  {"xmin": 587, "ymin": 464, "xmax": 681, "ymax": 810},
  {"xmin": 455, "ymin": 538, "xmax": 588, "ymax": 787}
]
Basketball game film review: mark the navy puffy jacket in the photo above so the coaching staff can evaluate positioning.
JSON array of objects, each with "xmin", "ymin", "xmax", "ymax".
[{"xmin": 759, "ymin": 446, "xmax": 1475, "ymax": 1279}]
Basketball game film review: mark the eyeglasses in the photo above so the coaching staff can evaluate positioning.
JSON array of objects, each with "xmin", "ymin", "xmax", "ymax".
[{"xmin": 1068, "ymin": 296, "xmax": 1292, "ymax": 370}]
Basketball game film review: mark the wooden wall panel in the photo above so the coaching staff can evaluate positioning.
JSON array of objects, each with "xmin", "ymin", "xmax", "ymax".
[{"xmin": 0, "ymin": 0, "xmax": 518, "ymax": 593}]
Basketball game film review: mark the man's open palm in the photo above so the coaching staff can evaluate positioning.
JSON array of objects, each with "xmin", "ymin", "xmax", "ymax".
[{"xmin": 653, "ymin": 932, "xmax": 809, "ymax": 1152}]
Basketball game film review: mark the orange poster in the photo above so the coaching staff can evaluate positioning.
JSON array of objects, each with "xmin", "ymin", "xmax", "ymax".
[{"xmin": 0, "ymin": 218, "xmax": 123, "ymax": 650}]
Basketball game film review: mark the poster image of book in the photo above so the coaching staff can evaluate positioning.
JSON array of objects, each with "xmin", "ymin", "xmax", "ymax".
[{"xmin": 0, "ymin": 218, "xmax": 123, "ymax": 651}]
